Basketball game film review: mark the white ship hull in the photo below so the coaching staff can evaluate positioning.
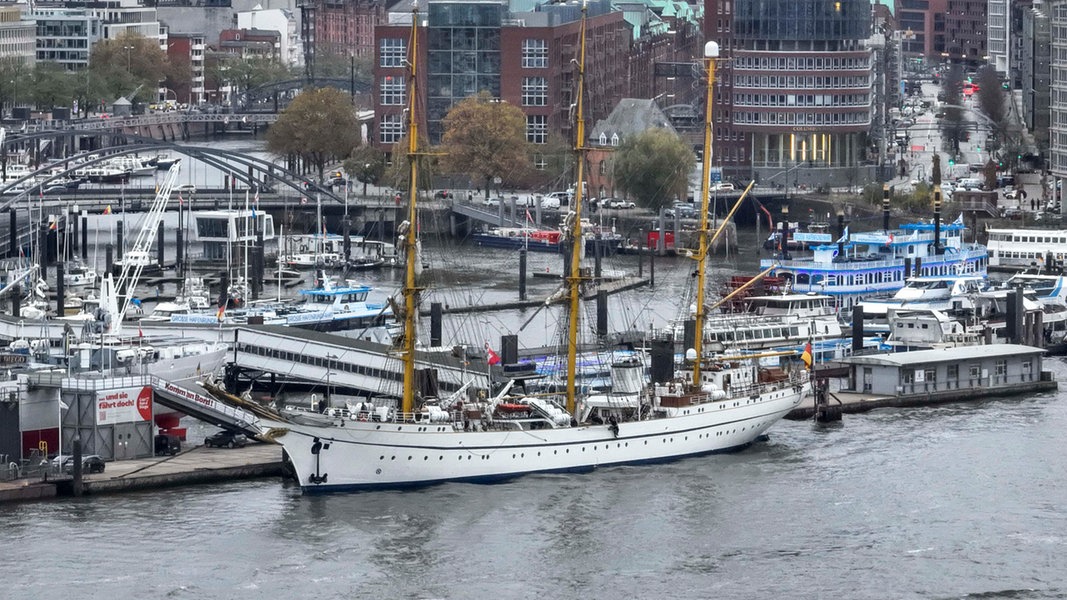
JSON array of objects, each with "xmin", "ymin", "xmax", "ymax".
[{"xmin": 261, "ymin": 383, "xmax": 806, "ymax": 492}]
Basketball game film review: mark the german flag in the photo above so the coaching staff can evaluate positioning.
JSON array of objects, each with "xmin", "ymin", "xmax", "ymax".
[
  {"xmin": 48, "ymin": 220, "xmax": 57, "ymax": 231},
  {"xmin": 103, "ymin": 205, "xmax": 112, "ymax": 215},
  {"xmin": 800, "ymin": 341, "xmax": 813, "ymax": 370}
]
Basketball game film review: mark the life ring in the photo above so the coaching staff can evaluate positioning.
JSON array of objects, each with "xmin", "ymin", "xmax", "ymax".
[{"xmin": 358, "ymin": 412, "xmax": 368, "ymax": 421}]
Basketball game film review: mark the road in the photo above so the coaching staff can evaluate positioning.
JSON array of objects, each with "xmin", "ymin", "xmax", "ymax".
[{"xmin": 887, "ymin": 82, "xmax": 1048, "ymax": 218}]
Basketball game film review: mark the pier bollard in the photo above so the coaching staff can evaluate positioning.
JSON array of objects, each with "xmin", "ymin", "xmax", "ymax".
[
  {"xmin": 156, "ymin": 226, "xmax": 164, "ymax": 268},
  {"xmin": 56, "ymin": 262, "xmax": 65, "ymax": 317},
  {"xmin": 518, "ymin": 249, "xmax": 527, "ymax": 301},
  {"xmin": 852, "ymin": 305, "xmax": 864, "ymax": 353},
  {"xmin": 430, "ymin": 302, "xmax": 443, "ymax": 347},
  {"xmin": 683, "ymin": 319, "xmax": 696, "ymax": 353},
  {"xmin": 596, "ymin": 290, "xmax": 608, "ymax": 337},
  {"xmin": 70, "ymin": 213, "xmax": 78, "ymax": 257},
  {"xmin": 649, "ymin": 239, "xmax": 655, "ymax": 289},
  {"xmin": 72, "ymin": 436, "xmax": 83, "ymax": 498},
  {"xmin": 176, "ymin": 227, "xmax": 183, "ymax": 273},
  {"xmin": 81, "ymin": 214, "xmax": 88, "ymax": 261},
  {"xmin": 501, "ymin": 334, "xmax": 518, "ymax": 365},
  {"xmin": 7, "ymin": 208, "xmax": 14, "ymax": 258}
]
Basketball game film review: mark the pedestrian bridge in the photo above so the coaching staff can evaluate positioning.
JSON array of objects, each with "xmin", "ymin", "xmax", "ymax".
[{"xmin": 450, "ymin": 201, "xmax": 553, "ymax": 231}]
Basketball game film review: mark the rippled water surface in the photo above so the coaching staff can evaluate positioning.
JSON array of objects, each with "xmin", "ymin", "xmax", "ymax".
[{"xmin": 4, "ymin": 360, "xmax": 1067, "ymax": 600}]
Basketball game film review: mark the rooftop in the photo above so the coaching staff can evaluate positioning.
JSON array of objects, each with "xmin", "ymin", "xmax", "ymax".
[{"xmin": 840, "ymin": 344, "xmax": 1045, "ymax": 367}]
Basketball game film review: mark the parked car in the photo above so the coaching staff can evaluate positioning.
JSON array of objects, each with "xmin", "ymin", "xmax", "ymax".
[
  {"xmin": 204, "ymin": 431, "xmax": 248, "ymax": 449},
  {"xmin": 53, "ymin": 454, "xmax": 106, "ymax": 474},
  {"xmin": 154, "ymin": 433, "xmax": 181, "ymax": 456},
  {"xmin": 1004, "ymin": 189, "xmax": 1021, "ymax": 200},
  {"xmin": 665, "ymin": 203, "xmax": 698, "ymax": 219},
  {"xmin": 601, "ymin": 197, "xmax": 636, "ymax": 209}
]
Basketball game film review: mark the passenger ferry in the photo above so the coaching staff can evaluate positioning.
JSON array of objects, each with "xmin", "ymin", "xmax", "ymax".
[
  {"xmin": 676, "ymin": 293, "xmax": 844, "ymax": 351},
  {"xmin": 761, "ymin": 216, "xmax": 988, "ymax": 310},
  {"xmin": 986, "ymin": 228, "xmax": 1067, "ymax": 272}
]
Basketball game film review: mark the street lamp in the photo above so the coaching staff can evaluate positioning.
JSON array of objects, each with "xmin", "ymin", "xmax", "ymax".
[{"xmin": 123, "ymin": 45, "xmax": 134, "ymax": 73}]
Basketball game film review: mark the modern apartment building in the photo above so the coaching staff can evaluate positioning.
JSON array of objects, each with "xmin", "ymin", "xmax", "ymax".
[
  {"xmin": 944, "ymin": 0, "xmax": 987, "ymax": 68},
  {"xmin": 1019, "ymin": 2, "xmax": 1049, "ymax": 145},
  {"xmin": 0, "ymin": 4, "xmax": 36, "ymax": 64},
  {"xmin": 988, "ymin": 0, "xmax": 1009, "ymax": 74},
  {"xmin": 894, "ymin": 0, "xmax": 947, "ymax": 59},
  {"xmin": 32, "ymin": 8, "xmax": 102, "ymax": 69},
  {"xmin": 1047, "ymin": 0, "xmax": 1067, "ymax": 202},
  {"xmin": 730, "ymin": 0, "xmax": 875, "ymax": 186}
]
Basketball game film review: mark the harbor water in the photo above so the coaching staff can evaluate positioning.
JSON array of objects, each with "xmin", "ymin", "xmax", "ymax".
[{"xmin": 2, "ymin": 361, "xmax": 1065, "ymax": 599}]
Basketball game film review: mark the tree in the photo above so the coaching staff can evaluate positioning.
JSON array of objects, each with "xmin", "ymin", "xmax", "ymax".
[
  {"xmin": 975, "ymin": 65, "xmax": 1008, "ymax": 154},
  {"xmin": 267, "ymin": 87, "xmax": 361, "ymax": 184},
  {"xmin": 440, "ymin": 91, "xmax": 531, "ymax": 198},
  {"xmin": 344, "ymin": 145, "xmax": 387, "ymax": 196},
  {"xmin": 212, "ymin": 56, "xmax": 294, "ymax": 106},
  {"xmin": 89, "ymin": 32, "xmax": 171, "ymax": 103},
  {"xmin": 940, "ymin": 65, "xmax": 967, "ymax": 156},
  {"xmin": 611, "ymin": 128, "xmax": 695, "ymax": 210},
  {"xmin": 28, "ymin": 63, "xmax": 77, "ymax": 110}
]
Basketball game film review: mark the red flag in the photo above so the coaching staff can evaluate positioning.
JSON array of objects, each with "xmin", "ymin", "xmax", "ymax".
[
  {"xmin": 485, "ymin": 341, "xmax": 501, "ymax": 365},
  {"xmin": 138, "ymin": 324, "xmax": 144, "ymax": 338}
]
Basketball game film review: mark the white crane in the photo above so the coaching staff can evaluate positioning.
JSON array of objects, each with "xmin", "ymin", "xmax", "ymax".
[{"xmin": 103, "ymin": 162, "xmax": 181, "ymax": 335}]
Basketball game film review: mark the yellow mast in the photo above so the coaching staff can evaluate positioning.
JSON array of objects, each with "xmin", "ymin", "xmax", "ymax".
[
  {"xmin": 402, "ymin": 7, "xmax": 421, "ymax": 415},
  {"xmin": 692, "ymin": 41, "xmax": 719, "ymax": 388},
  {"xmin": 565, "ymin": 2, "xmax": 589, "ymax": 415}
]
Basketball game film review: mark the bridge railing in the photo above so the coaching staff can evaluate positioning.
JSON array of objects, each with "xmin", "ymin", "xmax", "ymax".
[{"xmin": 22, "ymin": 113, "xmax": 279, "ymax": 133}]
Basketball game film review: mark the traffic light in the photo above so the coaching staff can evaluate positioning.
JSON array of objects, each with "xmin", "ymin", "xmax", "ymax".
[{"xmin": 948, "ymin": 158, "xmax": 955, "ymax": 166}]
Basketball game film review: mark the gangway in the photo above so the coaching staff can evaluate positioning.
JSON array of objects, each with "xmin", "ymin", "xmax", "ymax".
[{"xmin": 149, "ymin": 376, "xmax": 261, "ymax": 437}]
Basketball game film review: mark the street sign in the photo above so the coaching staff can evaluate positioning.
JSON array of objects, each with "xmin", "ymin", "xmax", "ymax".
[{"xmin": 709, "ymin": 168, "xmax": 722, "ymax": 183}]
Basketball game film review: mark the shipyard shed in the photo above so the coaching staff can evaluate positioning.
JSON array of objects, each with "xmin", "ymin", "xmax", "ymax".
[{"xmin": 840, "ymin": 344, "xmax": 1050, "ymax": 397}]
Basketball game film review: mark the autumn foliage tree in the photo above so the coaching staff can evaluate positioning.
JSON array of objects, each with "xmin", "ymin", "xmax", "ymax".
[
  {"xmin": 89, "ymin": 32, "xmax": 174, "ymax": 104},
  {"xmin": 611, "ymin": 128, "xmax": 695, "ymax": 210},
  {"xmin": 440, "ymin": 91, "xmax": 531, "ymax": 198},
  {"xmin": 267, "ymin": 87, "xmax": 361, "ymax": 184}
]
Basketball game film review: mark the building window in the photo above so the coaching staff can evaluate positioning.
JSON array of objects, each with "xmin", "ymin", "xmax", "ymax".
[
  {"xmin": 533, "ymin": 152, "xmax": 547, "ymax": 170},
  {"xmin": 522, "ymin": 77, "xmax": 547, "ymax": 106},
  {"xmin": 947, "ymin": 364, "xmax": 959, "ymax": 380},
  {"xmin": 522, "ymin": 39, "xmax": 547, "ymax": 68},
  {"xmin": 380, "ymin": 38, "xmax": 406, "ymax": 67},
  {"xmin": 526, "ymin": 114, "xmax": 547, "ymax": 144},
  {"xmin": 995, "ymin": 360, "xmax": 1007, "ymax": 378},
  {"xmin": 381, "ymin": 75, "xmax": 405, "ymax": 105},
  {"xmin": 380, "ymin": 114, "xmax": 404, "ymax": 144}
]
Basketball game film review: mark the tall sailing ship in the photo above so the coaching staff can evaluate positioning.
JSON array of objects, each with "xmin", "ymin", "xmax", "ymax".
[{"xmin": 205, "ymin": 8, "xmax": 808, "ymax": 492}]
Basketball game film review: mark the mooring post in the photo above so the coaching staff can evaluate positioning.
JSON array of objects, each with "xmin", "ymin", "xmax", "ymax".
[{"xmin": 518, "ymin": 249, "xmax": 527, "ymax": 301}]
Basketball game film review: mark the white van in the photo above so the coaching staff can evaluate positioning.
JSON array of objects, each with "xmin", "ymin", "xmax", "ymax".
[{"xmin": 957, "ymin": 177, "xmax": 983, "ymax": 190}]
